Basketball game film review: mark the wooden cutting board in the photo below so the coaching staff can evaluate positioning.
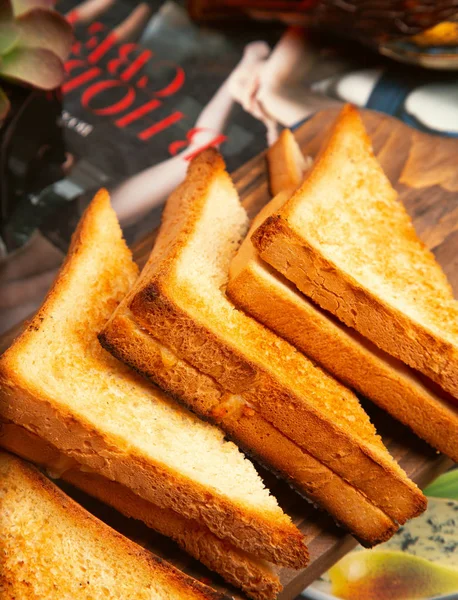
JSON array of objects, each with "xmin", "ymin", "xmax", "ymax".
[{"xmin": 1, "ymin": 107, "xmax": 456, "ymax": 599}]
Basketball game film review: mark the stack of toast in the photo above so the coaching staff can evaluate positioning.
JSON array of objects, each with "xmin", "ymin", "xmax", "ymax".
[
  {"xmin": 1, "ymin": 104, "xmax": 456, "ymax": 599},
  {"xmin": 229, "ymin": 105, "xmax": 458, "ymax": 464}
]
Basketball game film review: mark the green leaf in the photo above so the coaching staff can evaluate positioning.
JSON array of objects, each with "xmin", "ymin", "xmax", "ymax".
[
  {"xmin": 424, "ymin": 468, "xmax": 458, "ymax": 500},
  {"xmin": 0, "ymin": 85, "xmax": 10, "ymax": 120},
  {"xmin": 0, "ymin": 20, "xmax": 19, "ymax": 54},
  {"xmin": 10, "ymin": 0, "xmax": 55, "ymax": 18},
  {"xmin": 0, "ymin": 46, "xmax": 64, "ymax": 89},
  {"xmin": 17, "ymin": 8, "xmax": 72, "ymax": 61}
]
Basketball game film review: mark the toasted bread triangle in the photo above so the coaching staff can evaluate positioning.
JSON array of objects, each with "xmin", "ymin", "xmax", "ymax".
[
  {"xmin": 0, "ymin": 422, "xmax": 282, "ymax": 600},
  {"xmin": 229, "ymin": 127, "xmax": 458, "ymax": 463},
  {"xmin": 0, "ymin": 451, "xmax": 225, "ymax": 600},
  {"xmin": 101, "ymin": 298, "xmax": 400, "ymax": 546},
  {"xmin": 128, "ymin": 149, "xmax": 425, "ymax": 528},
  {"xmin": 253, "ymin": 105, "xmax": 458, "ymax": 399},
  {"xmin": 267, "ymin": 129, "xmax": 310, "ymax": 196},
  {"xmin": 0, "ymin": 190, "xmax": 307, "ymax": 569}
]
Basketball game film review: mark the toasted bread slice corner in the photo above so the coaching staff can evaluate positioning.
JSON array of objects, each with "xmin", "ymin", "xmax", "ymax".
[
  {"xmin": 229, "ymin": 123, "xmax": 458, "ymax": 463},
  {"xmin": 267, "ymin": 128, "xmax": 310, "ymax": 196},
  {"xmin": 0, "ymin": 188, "xmax": 308, "ymax": 570},
  {"xmin": 0, "ymin": 421, "xmax": 282, "ymax": 600},
  {"xmin": 126, "ymin": 149, "xmax": 426, "ymax": 530},
  {"xmin": 101, "ymin": 301, "xmax": 400, "ymax": 547},
  {"xmin": 0, "ymin": 450, "xmax": 226, "ymax": 600},
  {"xmin": 253, "ymin": 104, "xmax": 458, "ymax": 399}
]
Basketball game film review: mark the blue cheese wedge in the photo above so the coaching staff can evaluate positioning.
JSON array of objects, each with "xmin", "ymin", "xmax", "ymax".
[{"xmin": 383, "ymin": 497, "xmax": 457, "ymax": 567}]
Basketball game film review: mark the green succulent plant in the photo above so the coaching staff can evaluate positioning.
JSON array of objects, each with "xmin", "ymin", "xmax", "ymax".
[{"xmin": 0, "ymin": 0, "xmax": 72, "ymax": 120}]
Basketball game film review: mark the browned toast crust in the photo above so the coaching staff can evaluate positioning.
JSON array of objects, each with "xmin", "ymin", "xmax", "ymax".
[
  {"xmin": 228, "ymin": 255, "xmax": 458, "ymax": 462},
  {"xmin": 128, "ymin": 150, "xmax": 426, "ymax": 527},
  {"xmin": 253, "ymin": 105, "xmax": 458, "ymax": 399},
  {"xmin": 0, "ymin": 450, "xmax": 227, "ymax": 600},
  {"xmin": 0, "ymin": 348, "xmax": 308, "ymax": 567},
  {"xmin": 229, "ymin": 123, "xmax": 458, "ymax": 463},
  {"xmin": 0, "ymin": 421, "xmax": 281, "ymax": 600},
  {"xmin": 267, "ymin": 129, "xmax": 309, "ymax": 196},
  {"xmin": 0, "ymin": 190, "xmax": 308, "ymax": 570},
  {"xmin": 101, "ymin": 305, "xmax": 398, "ymax": 546}
]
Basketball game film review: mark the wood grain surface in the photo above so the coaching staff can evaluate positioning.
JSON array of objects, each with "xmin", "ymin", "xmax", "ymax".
[{"xmin": 0, "ymin": 108, "xmax": 456, "ymax": 599}]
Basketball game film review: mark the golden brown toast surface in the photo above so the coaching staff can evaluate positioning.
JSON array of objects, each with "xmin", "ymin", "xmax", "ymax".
[
  {"xmin": 0, "ymin": 421, "xmax": 281, "ymax": 600},
  {"xmin": 101, "ymin": 302, "xmax": 399, "ymax": 546},
  {"xmin": 127, "ymin": 150, "xmax": 425, "ymax": 528},
  {"xmin": 0, "ymin": 190, "xmax": 307, "ymax": 569},
  {"xmin": 253, "ymin": 105, "xmax": 458, "ymax": 398},
  {"xmin": 267, "ymin": 128, "xmax": 309, "ymax": 196},
  {"xmin": 0, "ymin": 451, "xmax": 225, "ymax": 600},
  {"xmin": 229, "ymin": 127, "xmax": 458, "ymax": 463}
]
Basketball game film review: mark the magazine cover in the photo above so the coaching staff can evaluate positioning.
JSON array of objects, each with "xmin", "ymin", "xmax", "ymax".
[{"xmin": 0, "ymin": 2, "xmax": 457, "ymax": 598}]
